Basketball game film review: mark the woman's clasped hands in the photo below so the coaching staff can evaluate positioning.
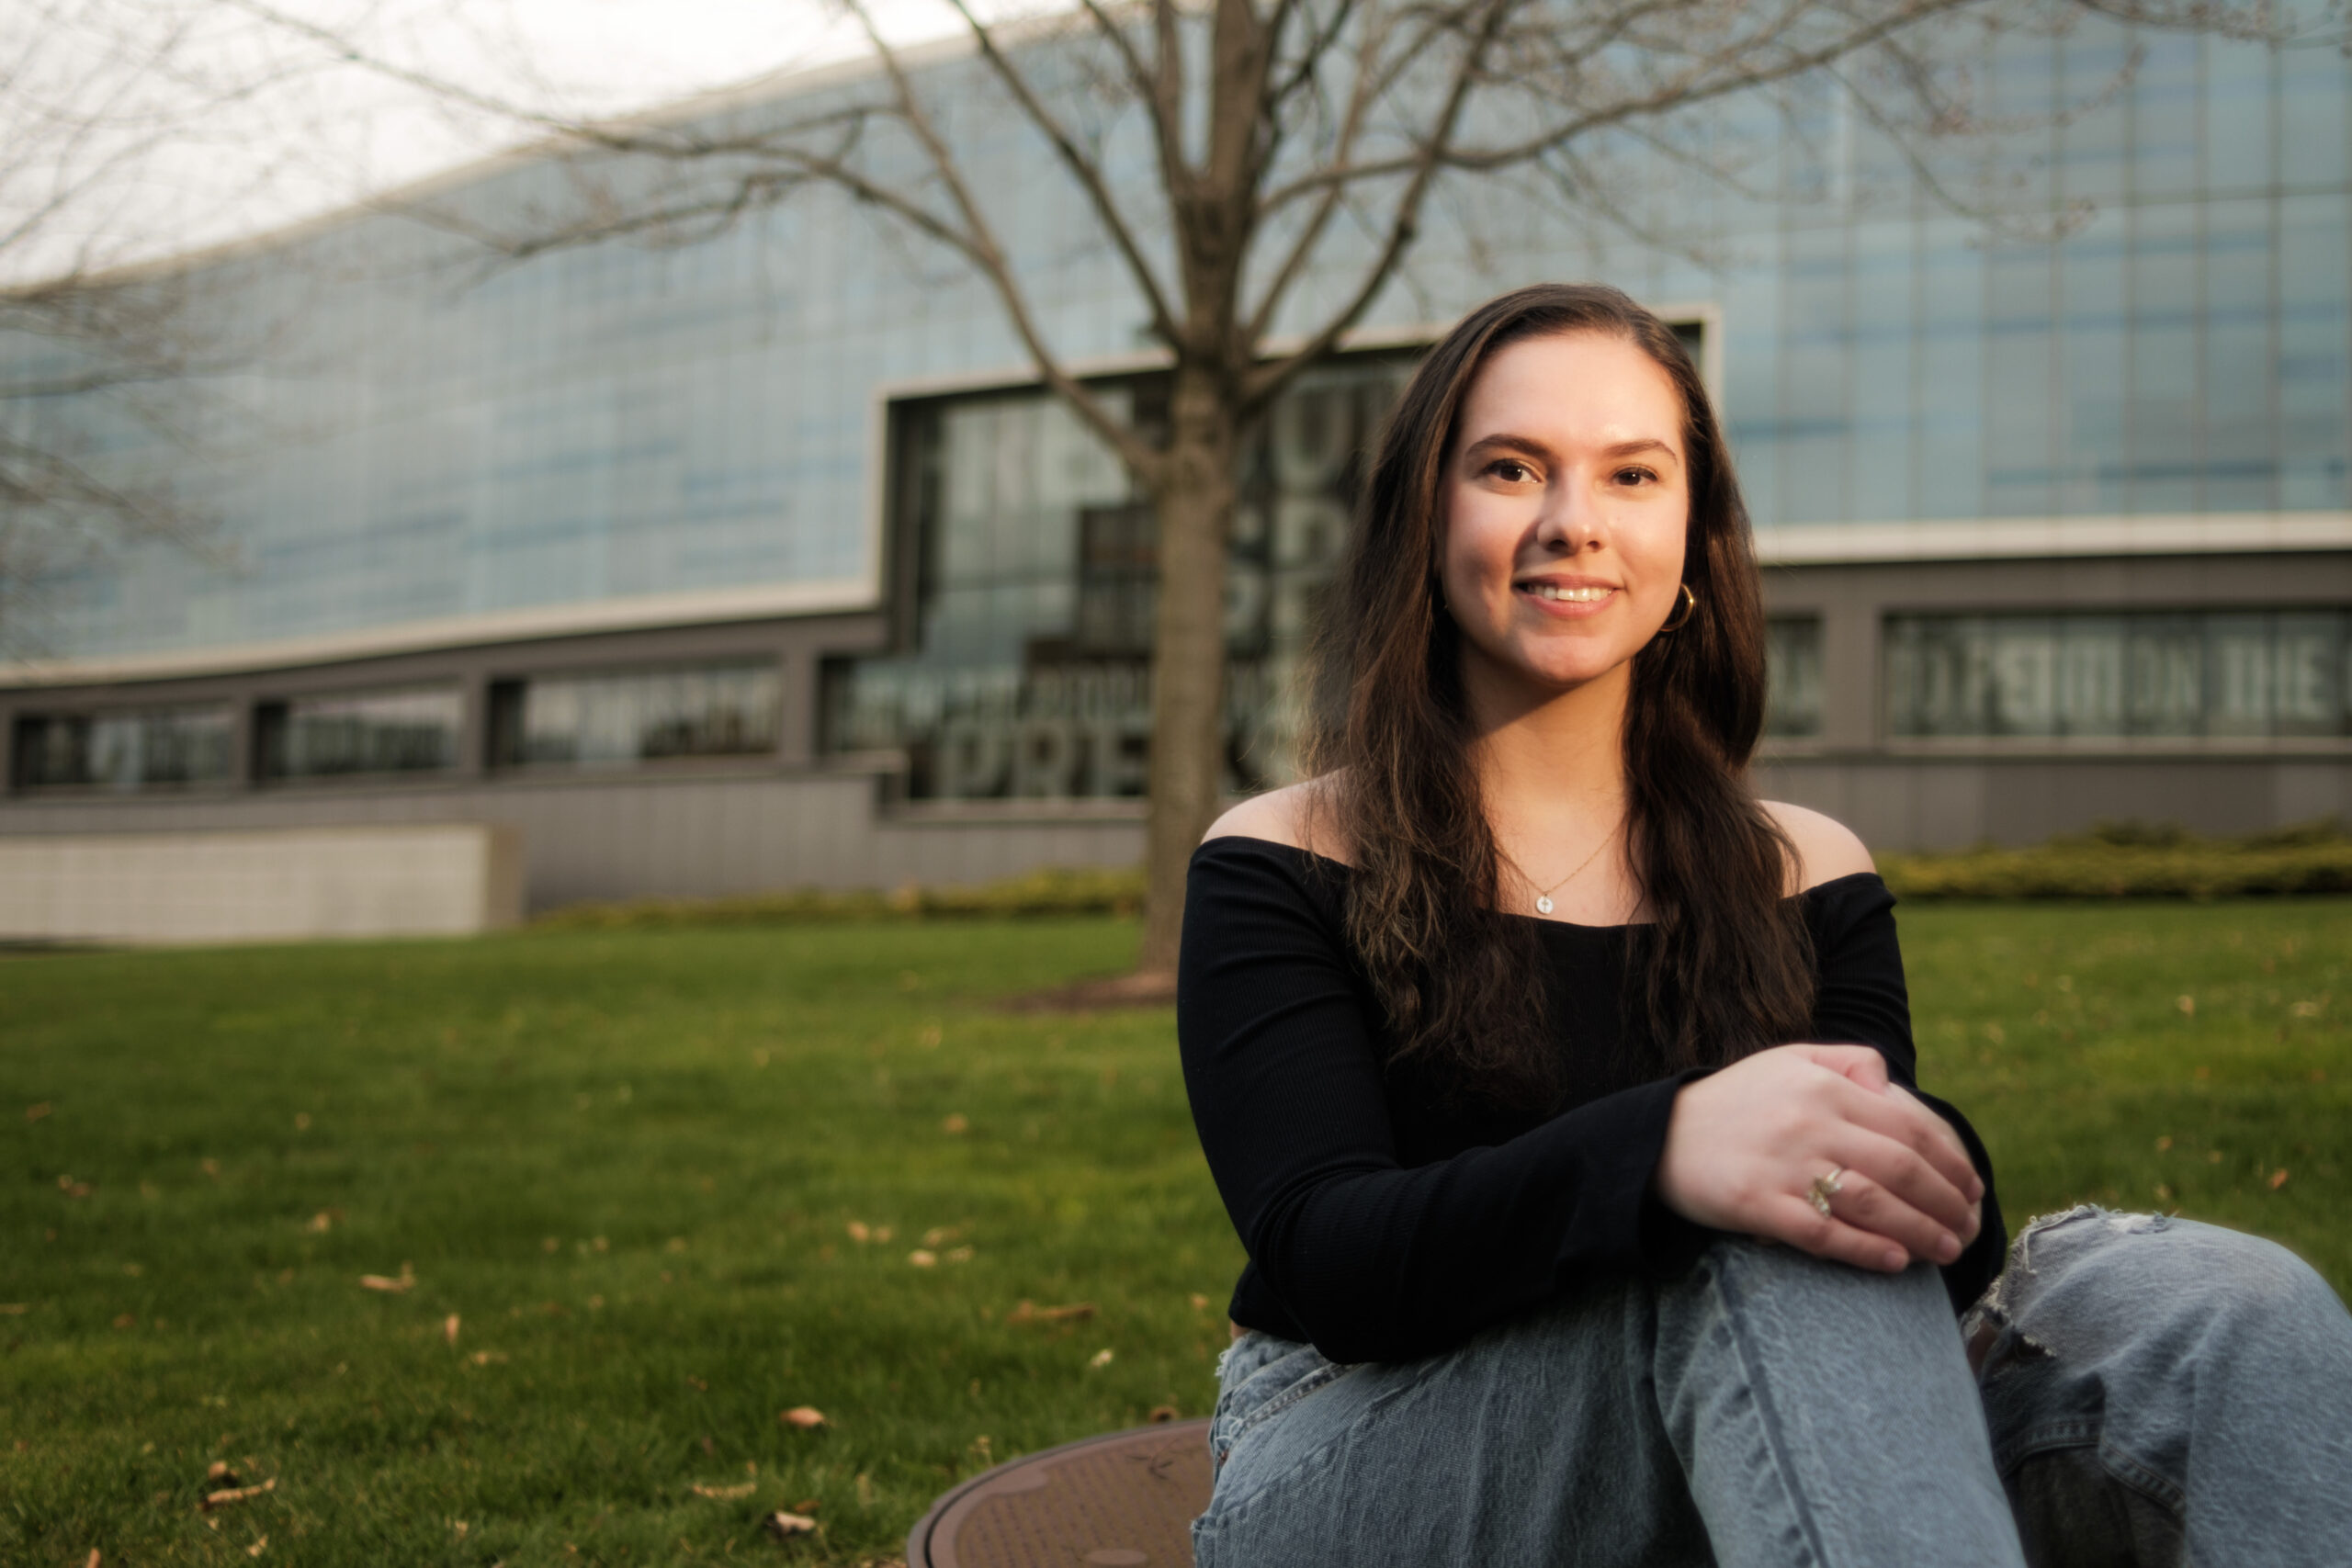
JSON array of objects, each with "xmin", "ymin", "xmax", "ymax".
[{"xmin": 1654, "ymin": 1044, "xmax": 1984, "ymax": 1273}]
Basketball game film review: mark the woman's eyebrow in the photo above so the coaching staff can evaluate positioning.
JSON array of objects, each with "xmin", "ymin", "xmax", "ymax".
[
  {"xmin": 1600, "ymin": 437, "xmax": 1681, "ymax": 464},
  {"xmin": 1460, "ymin": 433, "xmax": 1555, "ymax": 461}
]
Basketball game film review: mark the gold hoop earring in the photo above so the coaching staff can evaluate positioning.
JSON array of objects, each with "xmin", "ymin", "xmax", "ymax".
[{"xmin": 1658, "ymin": 582, "xmax": 1698, "ymax": 633}]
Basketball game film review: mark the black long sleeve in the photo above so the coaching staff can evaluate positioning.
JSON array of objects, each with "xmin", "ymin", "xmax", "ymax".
[{"xmin": 1176, "ymin": 837, "xmax": 2003, "ymax": 1365}]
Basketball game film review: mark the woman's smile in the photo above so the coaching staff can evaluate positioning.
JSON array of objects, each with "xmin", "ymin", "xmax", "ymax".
[{"xmin": 1513, "ymin": 574, "xmax": 1620, "ymax": 613}]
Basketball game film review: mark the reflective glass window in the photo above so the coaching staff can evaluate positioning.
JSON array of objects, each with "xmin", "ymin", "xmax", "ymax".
[
  {"xmin": 489, "ymin": 663, "xmax": 779, "ymax": 769},
  {"xmin": 1886, "ymin": 610, "xmax": 2352, "ymax": 739},
  {"xmin": 257, "ymin": 687, "xmax": 462, "ymax": 781},
  {"xmin": 1764, "ymin": 618, "xmax": 1826, "ymax": 738},
  {"xmin": 11, "ymin": 705, "xmax": 235, "ymax": 791},
  {"xmin": 824, "ymin": 359, "xmax": 1408, "ymax": 801}
]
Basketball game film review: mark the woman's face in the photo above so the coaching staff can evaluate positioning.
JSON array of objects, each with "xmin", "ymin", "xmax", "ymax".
[{"xmin": 1438, "ymin": 329, "xmax": 1690, "ymax": 706}]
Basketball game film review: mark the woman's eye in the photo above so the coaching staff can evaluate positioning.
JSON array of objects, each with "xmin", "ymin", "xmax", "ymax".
[
  {"xmin": 1488, "ymin": 459, "xmax": 1534, "ymax": 483},
  {"xmin": 1613, "ymin": 467, "xmax": 1657, "ymax": 486}
]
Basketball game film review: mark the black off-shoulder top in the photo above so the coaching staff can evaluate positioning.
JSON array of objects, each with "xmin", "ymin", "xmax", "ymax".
[{"xmin": 1175, "ymin": 836, "xmax": 2005, "ymax": 1365}]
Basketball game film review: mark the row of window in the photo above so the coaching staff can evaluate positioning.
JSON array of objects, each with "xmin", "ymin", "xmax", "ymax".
[
  {"xmin": 822, "ymin": 605, "xmax": 2352, "ymax": 803},
  {"xmin": 12, "ymin": 608, "xmax": 2350, "ymax": 796},
  {"xmin": 8, "ymin": 663, "xmax": 781, "ymax": 794},
  {"xmin": 1886, "ymin": 609, "xmax": 2352, "ymax": 740}
]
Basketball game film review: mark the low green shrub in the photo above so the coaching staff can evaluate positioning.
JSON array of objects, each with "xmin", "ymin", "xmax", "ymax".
[
  {"xmin": 539, "ymin": 819, "xmax": 2352, "ymax": 925},
  {"xmin": 537, "ymin": 863, "xmax": 1148, "ymax": 930},
  {"xmin": 1881, "ymin": 818, "xmax": 2352, "ymax": 900}
]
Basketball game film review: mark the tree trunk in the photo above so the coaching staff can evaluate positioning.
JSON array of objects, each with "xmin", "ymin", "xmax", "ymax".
[{"xmin": 1136, "ymin": 363, "xmax": 1238, "ymax": 977}]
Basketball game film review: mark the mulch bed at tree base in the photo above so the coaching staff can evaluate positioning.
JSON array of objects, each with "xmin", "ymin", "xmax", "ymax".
[{"xmin": 997, "ymin": 971, "xmax": 1178, "ymax": 1013}]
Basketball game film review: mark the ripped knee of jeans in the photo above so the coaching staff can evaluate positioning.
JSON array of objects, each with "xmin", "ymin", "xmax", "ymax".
[
  {"xmin": 1962, "ymin": 1204, "xmax": 2167, "ymax": 1378},
  {"xmin": 1962, "ymin": 1292, "xmax": 2052, "ymax": 1380}
]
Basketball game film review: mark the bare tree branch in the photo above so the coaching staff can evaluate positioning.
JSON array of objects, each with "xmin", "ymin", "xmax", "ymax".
[
  {"xmin": 1254, "ymin": 0, "xmax": 2004, "ymax": 211},
  {"xmin": 1243, "ymin": 0, "xmax": 1388, "ymax": 343},
  {"xmin": 1243, "ymin": 0, "xmax": 1510, "ymax": 410},
  {"xmin": 937, "ymin": 0, "xmax": 1182, "ymax": 345},
  {"xmin": 841, "ymin": 0, "xmax": 1163, "ymax": 479}
]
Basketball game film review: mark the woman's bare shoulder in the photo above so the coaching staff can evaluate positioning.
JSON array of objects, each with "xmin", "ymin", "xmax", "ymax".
[
  {"xmin": 1202, "ymin": 776, "xmax": 1352, "ymax": 863},
  {"xmin": 1759, "ymin": 800, "xmax": 1876, "ymax": 892}
]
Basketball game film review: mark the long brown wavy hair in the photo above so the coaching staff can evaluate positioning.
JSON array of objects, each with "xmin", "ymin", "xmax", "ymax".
[{"xmin": 1305, "ymin": 283, "xmax": 1815, "ymax": 1102}]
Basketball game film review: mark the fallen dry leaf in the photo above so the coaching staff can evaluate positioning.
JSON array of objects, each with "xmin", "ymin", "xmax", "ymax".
[
  {"xmin": 2270, "ymin": 1168, "xmax": 2291, "ymax": 1190},
  {"xmin": 940, "ymin": 1114, "xmax": 968, "ymax": 1134},
  {"xmin": 845, "ymin": 1221, "xmax": 870, "ymax": 1244},
  {"xmin": 907, "ymin": 1249, "xmax": 936, "ymax": 1269},
  {"xmin": 357, "ymin": 1276, "xmax": 411, "ymax": 1293},
  {"xmin": 245, "ymin": 1534, "xmax": 268, "ymax": 1558},
  {"xmin": 208, "ymin": 1462, "xmax": 238, "ymax": 1486},
  {"xmin": 112, "ymin": 1314, "xmax": 136, "ymax": 1329},
  {"xmin": 690, "ymin": 1481, "xmax": 755, "ymax": 1501},
  {"xmin": 921, "ymin": 1227, "xmax": 955, "ymax": 1247},
  {"xmin": 944, "ymin": 1247, "xmax": 973, "ymax": 1264},
  {"xmin": 762, "ymin": 1511, "xmax": 819, "ymax": 1540},
  {"xmin": 685, "ymin": 1376, "xmax": 708, "ymax": 1392},
  {"xmin": 26, "ymin": 1103, "xmax": 51, "ymax": 1123},
  {"xmin": 83, "ymin": 1551, "xmax": 98, "ymax": 1568},
  {"xmin": 58, "ymin": 1176, "xmax": 92, "ymax": 1199},
  {"xmin": 1148, "ymin": 1404, "xmax": 1180, "ymax": 1424},
  {"xmin": 1088, "ymin": 1348, "xmax": 1114, "ymax": 1370},
  {"xmin": 779, "ymin": 1406, "xmax": 828, "ymax": 1430},
  {"xmin": 1006, "ymin": 1300, "xmax": 1095, "ymax": 1325},
  {"xmin": 469, "ymin": 1350, "xmax": 508, "ymax": 1366},
  {"xmin": 199, "ymin": 1478, "xmax": 277, "ymax": 1511},
  {"xmin": 1189, "ymin": 1293, "xmax": 1210, "ymax": 1311},
  {"xmin": 305, "ymin": 1213, "xmax": 334, "ymax": 1234},
  {"xmin": 0, "ymin": 1303, "xmax": 28, "ymax": 1315},
  {"xmin": 792, "ymin": 1499, "xmax": 820, "ymax": 1513},
  {"xmin": 443, "ymin": 1314, "xmax": 460, "ymax": 1347},
  {"xmin": 2177, "ymin": 995, "xmax": 2196, "ymax": 1017},
  {"xmin": 200, "ymin": 1159, "xmax": 220, "ymax": 1179},
  {"xmin": 452, "ymin": 1521, "xmax": 469, "ymax": 1539}
]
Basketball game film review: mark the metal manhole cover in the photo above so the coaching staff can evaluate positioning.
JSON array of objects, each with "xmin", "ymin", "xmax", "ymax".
[{"xmin": 908, "ymin": 1419, "xmax": 1214, "ymax": 1568}]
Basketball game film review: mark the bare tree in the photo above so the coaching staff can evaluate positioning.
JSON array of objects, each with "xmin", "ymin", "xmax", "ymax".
[{"xmin": 241, "ymin": 0, "xmax": 2273, "ymax": 974}]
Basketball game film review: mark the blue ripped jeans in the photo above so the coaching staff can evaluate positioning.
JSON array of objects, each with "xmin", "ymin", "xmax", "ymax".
[{"xmin": 1194, "ymin": 1211, "xmax": 2352, "ymax": 1567}]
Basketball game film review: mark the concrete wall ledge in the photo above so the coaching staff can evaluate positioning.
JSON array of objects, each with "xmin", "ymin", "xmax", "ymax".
[{"xmin": 0, "ymin": 824, "xmax": 523, "ymax": 945}]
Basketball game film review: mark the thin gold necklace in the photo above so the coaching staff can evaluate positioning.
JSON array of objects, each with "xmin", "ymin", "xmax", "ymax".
[{"xmin": 1498, "ymin": 818, "xmax": 1623, "ymax": 916}]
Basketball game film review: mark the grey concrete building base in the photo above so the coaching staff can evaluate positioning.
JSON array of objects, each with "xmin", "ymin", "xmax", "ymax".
[{"xmin": 0, "ymin": 768, "xmax": 1145, "ymax": 915}]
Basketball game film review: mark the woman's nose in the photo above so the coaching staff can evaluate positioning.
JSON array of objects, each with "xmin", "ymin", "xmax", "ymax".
[{"xmin": 1532, "ymin": 481, "xmax": 1602, "ymax": 552}]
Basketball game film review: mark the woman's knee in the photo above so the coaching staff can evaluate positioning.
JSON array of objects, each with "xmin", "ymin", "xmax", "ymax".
[{"xmin": 1977, "ymin": 1207, "xmax": 2352, "ymax": 1381}]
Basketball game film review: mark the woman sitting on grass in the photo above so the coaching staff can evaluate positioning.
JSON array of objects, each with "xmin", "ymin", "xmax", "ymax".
[{"xmin": 1175, "ymin": 282, "xmax": 2352, "ymax": 1567}]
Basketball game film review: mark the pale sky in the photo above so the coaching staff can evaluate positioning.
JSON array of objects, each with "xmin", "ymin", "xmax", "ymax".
[{"xmin": 3, "ymin": 0, "xmax": 997, "ymax": 283}]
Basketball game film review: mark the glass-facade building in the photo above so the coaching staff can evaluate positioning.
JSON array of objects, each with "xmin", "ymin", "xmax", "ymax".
[{"xmin": 4, "ymin": 16, "xmax": 2350, "ymax": 899}]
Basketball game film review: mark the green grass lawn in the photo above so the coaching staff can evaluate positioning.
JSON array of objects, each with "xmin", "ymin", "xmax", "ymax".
[{"xmin": 4, "ymin": 902, "xmax": 2347, "ymax": 1566}]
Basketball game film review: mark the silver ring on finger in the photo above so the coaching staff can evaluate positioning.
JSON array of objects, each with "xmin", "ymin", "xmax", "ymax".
[{"xmin": 1806, "ymin": 1166, "xmax": 1847, "ymax": 1218}]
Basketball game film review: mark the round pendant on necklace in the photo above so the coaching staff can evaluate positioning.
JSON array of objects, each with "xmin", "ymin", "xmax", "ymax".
[{"xmin": 1534, "ymin": 895, "xmax": 1555, "ymax": 915}]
